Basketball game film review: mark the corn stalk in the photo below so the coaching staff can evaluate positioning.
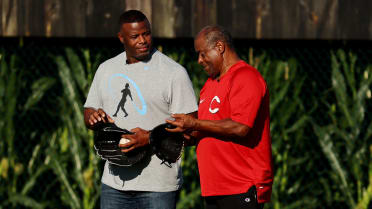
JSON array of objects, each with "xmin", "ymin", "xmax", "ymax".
[
  {"xmin": 247, "ymin": 50, "xmax": 316, "ymax": 209},
  {"xmin": 312, "ymin": 50, "xmax": 372, "ymax": 208},
  {"xmin": 22, "ymin": 48, "xmax": 102, "ymax": 209},
  {"xmin": 0, "ymin": 51, "xmax": 50, "ymax": 208},
  {"xmin": 49, "ymin": 48, "xmax": 102, "ymax": 209}
]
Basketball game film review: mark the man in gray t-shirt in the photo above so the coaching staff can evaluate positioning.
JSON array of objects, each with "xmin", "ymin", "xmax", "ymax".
[{"xmin": 84, "ymin": 10, "xmax": 197, "ymax": 209}]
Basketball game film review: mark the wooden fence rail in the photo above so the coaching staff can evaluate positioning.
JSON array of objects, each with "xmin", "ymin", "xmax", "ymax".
[{"xmin": 1, "ymin": 0, "xmax": 371, "ymax": 39}]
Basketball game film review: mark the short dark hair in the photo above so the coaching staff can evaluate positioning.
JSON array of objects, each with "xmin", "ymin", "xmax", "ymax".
[
  {"xmin": 118, "ymin": 10, "xmax": 149, "ymax": 27},
  {"xmin": 199, "ymin": 25, "xmax": 234, "ymax": 49}
]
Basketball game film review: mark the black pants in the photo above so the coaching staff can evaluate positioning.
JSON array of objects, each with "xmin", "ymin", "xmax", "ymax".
[{"xmin": 204, "ymin": 186, "xmax": 264, "ymax": 209}]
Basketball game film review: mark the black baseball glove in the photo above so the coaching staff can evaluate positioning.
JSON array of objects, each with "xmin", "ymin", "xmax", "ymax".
[
  {"xmin": 93, "ymin": 122, "xmax": 148, "ymax": 166},
  {"xmin": 149, "ymin": 123, "xmax": 185, "ymax": 167}
]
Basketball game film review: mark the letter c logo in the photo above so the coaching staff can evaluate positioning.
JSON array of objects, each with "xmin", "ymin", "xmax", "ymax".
[{"xmin": 209, "ymin": 96, "xmax": 220, "ymax": 114}]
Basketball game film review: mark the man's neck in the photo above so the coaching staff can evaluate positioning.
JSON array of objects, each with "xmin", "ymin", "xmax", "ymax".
[
  {"xmin": 219, "ymin": 52, "xmax": 241, "ymax": 78},
  {"xmin": 125, "ymin": 48, "xmax": 155, "ymax": 64}
]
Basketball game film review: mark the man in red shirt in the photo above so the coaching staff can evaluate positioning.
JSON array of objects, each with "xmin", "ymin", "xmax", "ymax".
[{"xmin": 166, "ymin": 25, "xmax": 273, "ymax": 209}]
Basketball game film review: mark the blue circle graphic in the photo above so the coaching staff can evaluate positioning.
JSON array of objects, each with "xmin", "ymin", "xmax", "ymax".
[{"xmin": 108, "ymin": 74, "xmax": 147, "ymax": 115}]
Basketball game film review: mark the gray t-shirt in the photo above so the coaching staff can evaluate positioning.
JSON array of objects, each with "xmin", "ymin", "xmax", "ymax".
[{"xmin": 84, "ymin": 49, "xmax": 198, "ymax": 192}]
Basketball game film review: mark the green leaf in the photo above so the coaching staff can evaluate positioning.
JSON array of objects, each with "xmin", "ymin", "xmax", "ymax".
[
  {"xmin": 21, "ymin": 165, "xmax": 49, "ymax": 195},
  {"xmin": 56, "ymin": 56, "xmax": 85, "ymax": 132},
  {"xmin": 331, "ymin": 52, "xmax": 353, "ymax": 127},
  {"xmin": 313, "ymin": 123, "xmax": 355, "ymax": 208},
  {"xmin": 8, "ymin": 194, "xmax": 47, "ymax": 209},
  {"xmin": 49, "ymin": 149, "xmax": 81, "ymax": 209},
  {"xmin": 66, "ymin": 48, "xmax": 88, "ymax": 93},
  {"xmin": 284, "ymin": 115, "xmax": 309, "ymax": 133},
  {"xmin": 24, "ymin": 77, "xmax": 56, "ymax": 110}
]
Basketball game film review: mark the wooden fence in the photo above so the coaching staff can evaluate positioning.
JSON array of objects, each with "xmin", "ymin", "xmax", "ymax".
[{"xmin": 1, "ymin": 0, "xmax": 371, "ymax": 39}]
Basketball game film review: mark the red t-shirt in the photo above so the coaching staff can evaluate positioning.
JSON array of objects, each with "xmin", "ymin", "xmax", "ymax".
[{"xmin": 197, "ymin": 61, "xmax": 273, "ymax": 203}]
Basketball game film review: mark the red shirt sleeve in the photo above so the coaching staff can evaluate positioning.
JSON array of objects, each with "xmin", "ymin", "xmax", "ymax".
[{"xmin": 229, "ymin": 67, "xmax": 266, "ymax": 127}]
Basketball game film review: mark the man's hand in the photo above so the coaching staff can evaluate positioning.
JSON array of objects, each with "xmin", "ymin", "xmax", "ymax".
[
  {"xmin": 119, "ymin": 128, "xmax": 150, "ymax": 153},
  {"xmin": 84, "ymin": 108, "xmax": 114, "ymax": 129},
  {"xmin": 165, "ymin": 113, "xmax": 200, "ymax": 146},
  {"xmin": 165, "ymin": 114, "xmax": 198, "ymax": 132}
]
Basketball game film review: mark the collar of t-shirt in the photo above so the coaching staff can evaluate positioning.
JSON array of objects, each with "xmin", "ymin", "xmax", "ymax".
[{"xmin": 215, "ymin": 60, "xmax": 246, "ymax": 82}]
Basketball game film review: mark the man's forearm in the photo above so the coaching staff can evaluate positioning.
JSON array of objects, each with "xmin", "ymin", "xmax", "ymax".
[
  {"xmin": 194, "ymin": 118, "xmax": 250, "ymax": 139},
  {"xmin": 166, "ymin": 112, "xmax": 250, "ymax": 140}
]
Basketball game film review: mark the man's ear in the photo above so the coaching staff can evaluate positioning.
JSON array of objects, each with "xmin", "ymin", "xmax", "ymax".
[
  {"xmin": 118, "ymin": 32, "xmax": 124, "ymax": 44},
  {"xmin": 215, "ymin": 41, "xmax": 225, "ymax": 54}
]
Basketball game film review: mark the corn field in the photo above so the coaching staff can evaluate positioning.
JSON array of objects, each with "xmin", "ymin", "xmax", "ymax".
[{"xmin": 0, "ymin": 38, "xmax": 371, "ymax": 209}]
